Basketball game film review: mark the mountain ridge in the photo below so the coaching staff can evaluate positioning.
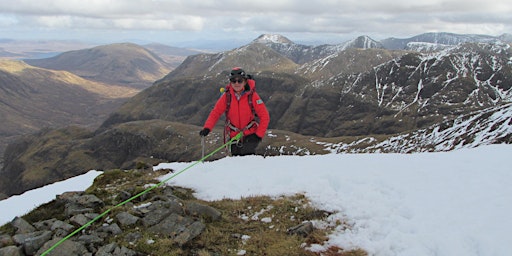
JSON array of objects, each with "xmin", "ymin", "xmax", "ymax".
[
  {"xmin": 0, "ymin": 59, "xmax": 139, "ymax": 159},
  {"xmin": 24, "ymin": 43, "xmax": 173, "ymax": 89},
  {"xmin": 1, "ymin": 31, "xmax": 511, "ymax": 199}
]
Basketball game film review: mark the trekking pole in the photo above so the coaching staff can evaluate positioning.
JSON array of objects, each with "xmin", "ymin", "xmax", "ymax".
[{"xmin": 201, "ymin": 135, "xmax": 205, "ymax": 160}]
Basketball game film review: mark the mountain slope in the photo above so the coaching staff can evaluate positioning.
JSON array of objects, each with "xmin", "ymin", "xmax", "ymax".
[
  {"xmin": 252, "ymin": 34, "xmax": 385, "ymax": 65},
  {"xmin": 162, "ymin": 42, "xmax": 299, "ymax": 81},
  {"xmin": 0, "ymin": 60, "xmax": 138, "ymax": 158},
  {"xmin": 106, "ymin": 40, "xmax": 512, "ymax": 137},
  {"xmin": 24, "ymin": 43, "xmax": 172, "ymax": 89},
  {"xmin": 325, "ymin": 103, "xmax": 512, "ymax": 153}
]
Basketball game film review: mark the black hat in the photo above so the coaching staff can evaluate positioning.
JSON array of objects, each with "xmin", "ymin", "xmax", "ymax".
[{"xmin": 229, "ymin": 67, "xmax": 247, "ymax": 79}]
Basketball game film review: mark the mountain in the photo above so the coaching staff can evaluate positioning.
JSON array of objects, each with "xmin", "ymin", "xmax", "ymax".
[
  {"xmin": 161, "ymin": 42, "xmax": 299, "ymax": 81},
  {"xmin": 0, "ymin": 59, "xmax": 139, "ymax": 159},
  {"xmin": 143, "ymin": 43, "xmax": 207, "ymax": 67},
  {"xmin": 381, "ymin": 32, "xmax": 504, "ymax": 50},
  {"xmin": 498, "ymin": 33, "xmax": 512, "ymax": 42},
  {"xmin": 326, "ymin": 103, "xmax": 512, "ymax": 153},
  {"xmin": 251, "ymin": 34, "xmax": 384, "ymax": 65},
  {"xmin": 104, "ymin": 40, "xmax": 512, "ymax": 137},
  {"xmin": 24, "ymin": 43, "xmax": 173, "ymax": 89},
  {"xmin": 1, "ymin": 32, "xmax": 512, "ymax": 199}
]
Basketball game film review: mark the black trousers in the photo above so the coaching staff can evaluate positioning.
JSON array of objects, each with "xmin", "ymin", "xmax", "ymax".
[{"xmin": 230, "ymin": 135, "xmax": 260, "ymax": 156}]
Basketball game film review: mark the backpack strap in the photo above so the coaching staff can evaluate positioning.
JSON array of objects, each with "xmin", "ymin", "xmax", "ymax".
[{"xmin": 224, "ymin": 85, "xmax": 231, "ymax": 118}]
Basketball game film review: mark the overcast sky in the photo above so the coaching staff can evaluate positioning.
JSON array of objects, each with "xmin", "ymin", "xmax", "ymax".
[{"xmin": 1, "ymin": 0, "xmax": 511, "ymax": 47}]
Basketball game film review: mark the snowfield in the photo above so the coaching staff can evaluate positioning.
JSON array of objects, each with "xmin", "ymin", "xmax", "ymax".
[
  {"xmin": 1, "ymin": 144, "xmax": 511, "ymax": 256},
  {"xmin": 156, "ymin": 144, "xmax": 512, "ymax": 256}
]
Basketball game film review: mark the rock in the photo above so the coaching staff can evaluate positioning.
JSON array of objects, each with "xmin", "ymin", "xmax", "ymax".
[
  {"xmin": 96, "ymin": 223, "xmax": 122, "ymax": 236},
  {"xmin": 0, "ymin": 188, "xmax": 221, "ymax": 255},
  {"xmin": 140, "ymin": 200, "xmax": 183, "ymax": 227},
  {"xmin": 147, "ymin": 213, "xmax": 205, "ymax": 245},
  {"xmin": 0, "ymin": 234, "xmax": 14, "ymax": 247},
  {"xmin": 96, "ymin": 242, "xmax": 117, "ymax": 256},
  {"xmin": 0, "ymin": 245, "xmax": 23, "ymax": 256},
  {"xmin": 12, "ymin": 230, "xmax": 52, "ymax": 255},
  {"xmin": 37, "ymin": 238, "xmax": 89, "ymax": 256},
  {"xmin": 116, "ymin": 212, "xmax": 139, "ymax": 227},
  {"xmin": 124, "ymin": 232, "xmax": 142, "ymax": 244},
  {"xmin": 11, "ymin": 217, "xmax": 36, "ymax": 234},
  {"xmin": 174, "ymin": 221, "xmax": 205, "ymax": 246},
  {"xmin": 51, "ymin": 220, "xmax": 75, "ymax": 232},
  {"xmin": 76, "ymin": 194, "xmax": 104, "ymax": 208},
  {"xmin": 70, "ymin": 214, "xmax": 92, "ymax": 227},
  {"xmin": 287, "ymin": 221, "xmax": 314, "ymax": 237},
  {"xmin": 185, "ymin": 201, "xmax": 222, "ymax": 221}
]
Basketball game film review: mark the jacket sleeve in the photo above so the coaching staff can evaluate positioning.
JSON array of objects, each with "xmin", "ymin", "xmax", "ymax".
[
  {"xmin": 253, "ymin": 92, "xmax": 270, "ymax": 138},
  {"xmin": 204, "ymin": 93, "xmax": 227, "ymax": 130}
]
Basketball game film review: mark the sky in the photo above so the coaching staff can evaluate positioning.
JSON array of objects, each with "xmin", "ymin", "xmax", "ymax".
[
  {"xmin": 0, "ymin": 0, "xmax": 511, "ymax": 47},
  {"xmin": 1, "ymin": 144, "xmax": 511, "ymax": 256}
]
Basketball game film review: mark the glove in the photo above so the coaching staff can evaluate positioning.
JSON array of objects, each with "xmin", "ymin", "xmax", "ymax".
[
  {"xmin": 244, "ymin": 133, "xmax": 262, "ymax": 143},
  {"xmin": 199, "ymin": 128, "xmax": 210, "ymax": 137}
]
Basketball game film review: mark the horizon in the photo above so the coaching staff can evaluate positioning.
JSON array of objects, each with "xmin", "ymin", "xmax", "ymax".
[
  {"xmin": 1, "ymin": 0, "xmax": 511, "ymax": 50},
  {"xmin": 1, "ymin": 30, "xmax": 510, "ymax": 55}
]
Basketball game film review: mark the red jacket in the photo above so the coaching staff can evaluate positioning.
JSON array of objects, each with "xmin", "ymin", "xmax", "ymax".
[{"xmin": 203, "ymin": 79, "xmax": 270, "ymax": 139}]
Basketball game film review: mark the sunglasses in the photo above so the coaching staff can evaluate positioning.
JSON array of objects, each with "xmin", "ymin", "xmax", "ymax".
[{"xmin": 230, "ymin": 78, "xmax": 245, "ymax": 84}]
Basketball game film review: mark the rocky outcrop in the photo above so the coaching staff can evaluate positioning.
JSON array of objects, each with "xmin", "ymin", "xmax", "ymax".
[{"xmin": 0, "ymin": 187, "xmax": 222, "ymax": 256}]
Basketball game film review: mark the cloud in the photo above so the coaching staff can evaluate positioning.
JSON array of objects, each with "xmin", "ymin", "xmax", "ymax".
[{"xmin": 0, "ymin": 0, "xmax": 510, "ymax": 44}]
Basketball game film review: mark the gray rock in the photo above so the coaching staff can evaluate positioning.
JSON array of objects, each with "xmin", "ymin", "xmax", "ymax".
[
  {"xmin": 0, "ymin": 246, "xmax": 22, "ymax": 256},
  {"xmin": 0, "ymin": 234, "xmax": 13, "ymax": 247},
  {"xmin": 96, "ymin": 223, "xmax": 122, "ymax": 236},
  {"xmin": 174, "ymin": 221, "xmax": 205, "ymax": 246},
  {"xmin": 76, "ymin": 194, "xmax": 104, "ymax": 208},
  {"xmin": 11, "ymin": 217, "xmax": 35, "ymax": 234},
  {"xmin": 140, "ymin": 200, "xmax": 183, "ymax": 227},
  {"xmin": 124, "ymin": 232, "xmax": 142, "ymax": 244},
  {"xmin": 36, "ymin": 238, "xmax": 89, "ymax": 256},
  {"xmin": 13, "ymin": 230, "xmax": 52, "ymax": 255},
  {"xmin": 147, "ymin": 213, "xmax": 204, "ymax": 245},
  {"xmin": 185, "ymin": 202, "xmax": 222, "ymax": 221},
  {"xmin": 116, "ymin": 212, "xmax": 139, "ymax": 227},
  {"xmin": 51, "ymin": 220, "xmax": 75, "ymax": 232},
  {"xmin": 287, "ymin": 221, "xmax": 314, "ymax": 237},
  {"xmin": 96, "ymin": 242, "xmax": 117, "ymax": 255}
]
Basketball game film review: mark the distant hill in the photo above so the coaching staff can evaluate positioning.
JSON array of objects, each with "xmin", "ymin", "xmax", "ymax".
[
  {"xmin": 0, "ymin": 59, "xmax": 138, "ymax": 159},
  {"xmin": 143, "ymin": 43, "xmax": 207, "ymax": 68},
  {"xmin": 0, "ymin": 39, "xmax": 94, "ymax": 59},
  {"xmin": 380, "ymin": 32, "xmax": 507, "ymax": 50},
  {"xmin": 24, "ymin": 43, "xmax": 173, "ymax": 89}
]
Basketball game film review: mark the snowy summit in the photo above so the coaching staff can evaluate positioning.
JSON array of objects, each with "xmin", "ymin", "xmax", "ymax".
[{"xmin": 253, "ymin": 34, "xmax": 294, "ymax": 44}]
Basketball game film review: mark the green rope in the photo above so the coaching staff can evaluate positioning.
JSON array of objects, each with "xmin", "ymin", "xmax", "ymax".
[{"xmin": 41, "ymin": 132, "xmax": 242, "ymax": 256}]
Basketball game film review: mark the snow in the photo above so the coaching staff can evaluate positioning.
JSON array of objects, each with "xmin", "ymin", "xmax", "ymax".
[
  {"xmin": 0, "ymin": 170, "xmax": 102, "ymax": 224},
  {"xmin": 1, "ymin": 145, "xmax": 511, "ymax": 256},
  {"xmin": 155, "ymin": 145, "xmax": 512, "ymax": 256}
]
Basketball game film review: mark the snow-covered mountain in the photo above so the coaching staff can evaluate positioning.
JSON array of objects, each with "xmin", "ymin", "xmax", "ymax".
[
  {"xmin": 321, "ymin": 103, "xmax": 512, "ymax": 153},
  {"xmin": 381, "ymin": 32, "xmax": 505, "ymax": 50}
]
